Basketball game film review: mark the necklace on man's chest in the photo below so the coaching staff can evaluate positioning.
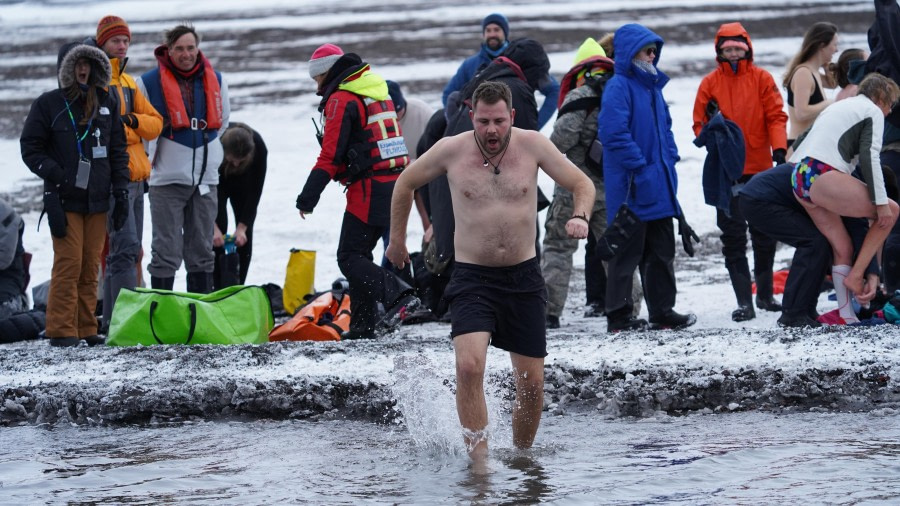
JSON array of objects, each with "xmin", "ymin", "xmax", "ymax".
[{"xmin": 473, "ymin": 130, "xmax": 511, "ymax": 175}]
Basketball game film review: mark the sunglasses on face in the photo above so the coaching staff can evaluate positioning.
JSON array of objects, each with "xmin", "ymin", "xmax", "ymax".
[{"xmin": 644, "ymin": 46, "xmax": 656, "ymax": 57}]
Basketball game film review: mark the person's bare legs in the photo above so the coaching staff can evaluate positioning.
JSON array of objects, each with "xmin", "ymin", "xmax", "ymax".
[
  {"xmin": 454, "ymin": 332, "xmax": 491, "ymax": 457},
  {"xmin": 509, "ymin": 352, "xmax": 545, "ymax": 449},
  {"xmin": 805, "ymin": 171, "xmax": 899, "ymax": 293},
  {"xmin": 800, "ymin": 199, "xmax": 857, "ymax": 320}
]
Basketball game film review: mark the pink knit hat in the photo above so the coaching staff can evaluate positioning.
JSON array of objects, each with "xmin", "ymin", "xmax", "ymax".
[
  {"xmin": 718, "ymin": 38, "xmax": 749, "ymax": 52},
  {"xmin": 308, "ymin": 43, "xmax": 344, "ymax": 78}
]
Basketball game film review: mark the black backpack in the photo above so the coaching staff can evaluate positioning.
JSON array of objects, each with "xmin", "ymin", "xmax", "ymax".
[{"xmin": 444, "ymin": 56, "xmax": 538, "ymax": 136}]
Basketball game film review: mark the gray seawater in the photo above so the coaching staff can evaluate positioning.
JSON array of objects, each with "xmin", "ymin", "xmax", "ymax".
[{"xmin": 1, "ymin": 411, "xmax": 897, "ymax": 504}]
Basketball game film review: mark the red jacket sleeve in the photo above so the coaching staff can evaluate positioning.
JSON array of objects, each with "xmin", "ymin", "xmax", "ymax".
[
  {"xmin": 296, "ymin": 92, "xmax": 363, "ymax": 212},
  {"xmin": 313, "ymin": 92, "xmax": 363, "ymax": 179}
]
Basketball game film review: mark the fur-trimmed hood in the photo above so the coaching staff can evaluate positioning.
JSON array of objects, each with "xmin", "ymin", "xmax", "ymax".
[{"xmin": 57, "ymin": 42, "xmax": 111, "ymax": 90}]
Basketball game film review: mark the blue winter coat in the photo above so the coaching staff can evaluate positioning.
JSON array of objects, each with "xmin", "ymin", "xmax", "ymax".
[
  {"xmin": 597, "ymin": 24, "xmax": 680, "ymax": 224},
  {"xmin": 442, "ymin": 44, "xmax": 500, "ymax": 106},
  {"xmin": 694, "ymin": 112, "xmax": 745, "ymax": 215},
  {"xmin": 442, "ymin": 42, "xmax": 560, "ymax": 130}
]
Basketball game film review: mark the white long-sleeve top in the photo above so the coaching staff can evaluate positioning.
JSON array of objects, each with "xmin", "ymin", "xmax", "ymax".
[{"xmin": 789, "ymin": 94, "xmax": 887, "ymax": 205}]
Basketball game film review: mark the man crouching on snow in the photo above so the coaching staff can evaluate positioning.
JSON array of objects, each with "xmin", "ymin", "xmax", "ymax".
[{"xmin": 385, "ymin": 81, "xmax": 594, "ymax": 457}]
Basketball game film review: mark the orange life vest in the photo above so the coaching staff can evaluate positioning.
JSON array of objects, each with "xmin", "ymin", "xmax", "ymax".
[
  {"xmin": 157, "ymin": 49, "xmax": 223, "ymax": 131},
  {"xmin": 268, "ymin": 291, "xmax": 351, "ymax": 342}
]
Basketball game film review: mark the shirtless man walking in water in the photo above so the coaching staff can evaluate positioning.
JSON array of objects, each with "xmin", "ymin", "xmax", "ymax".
[{"xmin": 386, "ymin": 81, "xmax": 594, "ymax": 457}]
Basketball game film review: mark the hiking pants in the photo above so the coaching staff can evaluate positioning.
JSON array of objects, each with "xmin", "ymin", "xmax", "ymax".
[
  {"xmin": 541, "ymin": 181, "xmax": 642, "ymax": 317},
  {"xmin": 740, "ymin": 196, "xmax": 830, "ymax": 318},
  {"xmin": 717, "ymin": 191, "xmax": 777, "ymax": 288},
  {"xmin": 882, "ymin": 150, "xmax": 900, "ymax": 293},
  {"xmin": 148, "ymin": 183, "xmax": 217, "ymax": 278},
  {"xmin": 337, "ymin": 212, "xmax": 411, "ymax": 333},
  {"xmin": 541, "ymin": 182, "xmax": 607, "ymax": 317},
  {"xmin": 605, "ymin": 217, "xmax": 676, "ymax": 321},
  {"xmin": 584, "ymin": 231, "xmax": 605, "ymax": 306},
  {"xmin": 47, "ymin": 212, "xmax": 106, "ymax": 338},
  {"xmin": 102, "ymin": 180, "xmax": 144, "ymax": 330}
]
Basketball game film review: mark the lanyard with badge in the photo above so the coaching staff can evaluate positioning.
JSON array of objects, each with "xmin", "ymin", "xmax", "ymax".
[{"xmin": 64, "ymin": 99, "xmax": 106, "ymax": 189}]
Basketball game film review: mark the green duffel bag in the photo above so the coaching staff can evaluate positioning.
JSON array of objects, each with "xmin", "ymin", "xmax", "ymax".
[{"xmin": 107, "ymin": 285, "xmax": 274, "ymax": 346}]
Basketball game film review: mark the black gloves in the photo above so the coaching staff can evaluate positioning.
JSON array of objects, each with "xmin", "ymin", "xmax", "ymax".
[
  {"xmin": 772, "ymin": 148, "xmax": 787, "ymax": 165},
  {"xmin": 705, "ymin": 98, "xmax": 720, "ymax": 120},
  {"xmin": 678, "ymin": 214, "xmax": 700, "ymax": 257},
  {"xmin": 296, "ymin": 194, "xmax": 308, "ymax": 213},
  {"xmin": 112, "ymin": 190, "xmax": 129, "ymax": 231},
  {"xmin": 121, "ymin": 113, "xmax": 139, "ymax": 129},
  {"xmin": 42, "ymin": 190, "xmax": 67, "ymax": 239}
]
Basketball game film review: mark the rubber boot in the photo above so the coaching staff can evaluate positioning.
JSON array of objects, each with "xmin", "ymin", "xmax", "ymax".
[
  {"xmin": 726, "ymin": 260, "xmax": 755, "ymax": 321},
  {"xmin": 186, "ymin": 271, "xmax": 214, "ymax": 294},
  {"xmin": 755, "ymin": 270, "xmax": 783, "ymax": 312},
  {"xmin": 150, "ymin": 276, "xmax": 174, "ymax": 290}
]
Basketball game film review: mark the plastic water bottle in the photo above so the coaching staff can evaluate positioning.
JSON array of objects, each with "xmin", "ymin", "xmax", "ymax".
[{"xmin": 224, "ymin": 234, "xmax": 236, "ymax": 254}]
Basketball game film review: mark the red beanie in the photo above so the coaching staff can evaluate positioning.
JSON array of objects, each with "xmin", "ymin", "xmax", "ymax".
[
  {"xmin": 96, "ymin": 15, "xmax": 131, "ymax": 48},
  {"xmin": 308, "ymin": 43, "xmax": 344, "ymax": 78}
]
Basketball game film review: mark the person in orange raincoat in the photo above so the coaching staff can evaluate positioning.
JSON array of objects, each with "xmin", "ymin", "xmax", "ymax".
[{"xmin": 692, "ymin": 22, "xmax": 789, "ymax": 322}]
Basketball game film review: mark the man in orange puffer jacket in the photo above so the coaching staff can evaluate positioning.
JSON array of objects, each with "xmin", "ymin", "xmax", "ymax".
[{"xmin": 93, "ymin": 15, "xmax": 163, "ymax": 333}]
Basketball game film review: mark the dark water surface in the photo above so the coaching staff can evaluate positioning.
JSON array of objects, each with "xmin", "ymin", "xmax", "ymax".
[{"xmin": 1, "ymin": 411, "xmax": 897, "ymax": 504}]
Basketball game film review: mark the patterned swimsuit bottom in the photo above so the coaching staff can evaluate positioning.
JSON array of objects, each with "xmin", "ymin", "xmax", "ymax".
[{"xmin": 791, "ymin": 156, "xmax": 836, "ymax": 203}]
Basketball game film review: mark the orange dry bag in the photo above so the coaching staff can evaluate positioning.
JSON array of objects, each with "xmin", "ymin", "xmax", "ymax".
[{"xmin": 269, "ymin": 291, "xmax": 351, "ymax": 341}]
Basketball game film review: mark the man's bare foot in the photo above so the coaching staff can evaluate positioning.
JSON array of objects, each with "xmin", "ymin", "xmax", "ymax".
[{"xmin": 464, "ymin": 428, "xmax": 488, "ymax": 458}]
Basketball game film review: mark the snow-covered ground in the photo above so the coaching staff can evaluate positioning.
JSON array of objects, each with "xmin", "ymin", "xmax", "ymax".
[{"xmin": 0, "ymin": 0, "xmax": 897, "ymax": 426}]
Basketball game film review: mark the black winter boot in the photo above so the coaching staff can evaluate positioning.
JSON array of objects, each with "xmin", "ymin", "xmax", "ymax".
[
  {"xmin": 755, "ymin": 270, "xmax": 782, "ymax": 311},
  {"xmin": 186, "ymin": 272, "xmax": 214, "ymax": 294},
  {"xmin": 546, "ymin": 314, "xmax": 561, "ymax": 329},
  {"xmin": 727, "ymin": 262, "xmax": 756, "ymax": 322},
  {"xmin": 606, "ymin": 307, "xmax": 648, "ymax": 333},
  {"xmin": 649, "ymin": 310, "xmax": 697, "ymax": 330},
  {"xmin": 151, "ymin": 276, "xmax": 175, "ymax": 290}
]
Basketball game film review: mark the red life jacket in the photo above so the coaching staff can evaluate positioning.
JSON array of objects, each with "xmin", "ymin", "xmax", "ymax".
[
  {"xmin": 338, "ymin": 96, "xmax": 408, "ymax": 183},
  {"xmin": 155, "ymin": 47, "xmax": 223, "ymax": 131}
]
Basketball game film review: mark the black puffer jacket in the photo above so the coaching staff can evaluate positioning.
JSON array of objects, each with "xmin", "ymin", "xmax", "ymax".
[
  {"xmin": 867, "ymin": 0, "xmax": 900, "ymax": 130},
  {"xmin": 20, "ymin": 43, "xmax": 129, "ymax": 214}
]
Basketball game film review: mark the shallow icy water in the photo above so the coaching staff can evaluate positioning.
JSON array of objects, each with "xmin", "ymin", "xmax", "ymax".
[{"xmin": 1, "ymin": 411, "xmax": 897, "ymax": 504}]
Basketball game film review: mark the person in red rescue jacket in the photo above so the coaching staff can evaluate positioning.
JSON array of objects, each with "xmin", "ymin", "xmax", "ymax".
[
  {"xmin": 296, "ymin": 44, "xmax": 419, "ymax": 340},
  {"xmin": 692, "ymin": 22, "xmax": 789, "ymax": 322}
]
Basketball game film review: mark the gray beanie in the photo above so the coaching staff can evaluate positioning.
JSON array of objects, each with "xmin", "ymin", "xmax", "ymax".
[{"xmin": 308, "ymin": 43, "xmax": 344, "ymax": 78}]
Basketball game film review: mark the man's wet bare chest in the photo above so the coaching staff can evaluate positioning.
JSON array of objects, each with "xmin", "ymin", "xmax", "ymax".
[{"xmin": 450, "ymin": 154, "xmax": 533, "ymax": 203}]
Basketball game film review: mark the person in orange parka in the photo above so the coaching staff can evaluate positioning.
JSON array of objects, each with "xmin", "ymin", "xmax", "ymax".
[{"xmin": 692, "ymin": 22, "xmax": 789, "ymax": 322}]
